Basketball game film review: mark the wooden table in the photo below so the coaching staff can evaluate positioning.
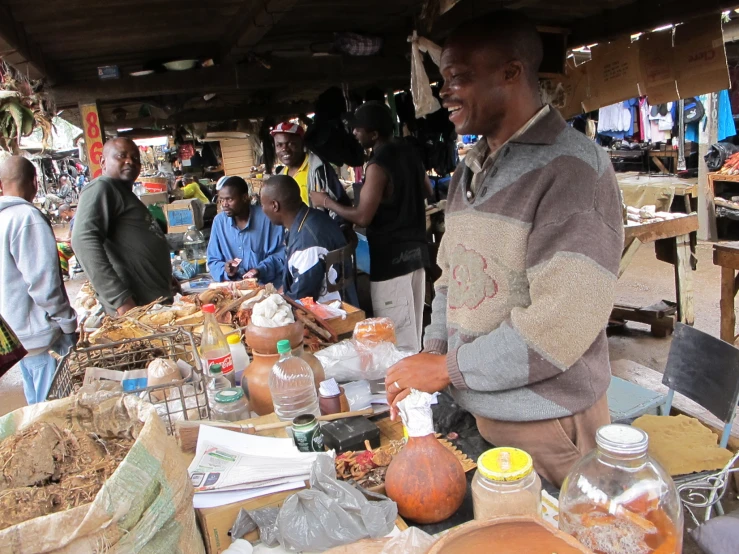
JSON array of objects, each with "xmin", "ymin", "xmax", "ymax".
[
  {"xmin": 614, "ymin": 215, "xmax": 699, "ymax": 336},
  {"xmin": 713, "ymin": 242, "xmax": 739, "ymax": 344},
  {"xmin": 648, "ymin": 149, "xmax": 678, "ymax": 175}
]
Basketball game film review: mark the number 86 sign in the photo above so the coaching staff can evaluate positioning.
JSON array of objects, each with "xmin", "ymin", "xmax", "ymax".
[{"xmin": 79, "ymin": 103, "xmax": 105, "ymax": 179}]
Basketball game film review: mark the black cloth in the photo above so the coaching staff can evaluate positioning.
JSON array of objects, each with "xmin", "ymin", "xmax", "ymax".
[{"xmin": 366, "ymin": 140, "xmax": 429, "ymax": 282}]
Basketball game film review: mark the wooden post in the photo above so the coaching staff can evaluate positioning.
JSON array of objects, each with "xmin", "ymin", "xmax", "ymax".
[
  {"xmin": 697, "ymin": 93, "xmax": 718, "ymax": 241},
  {"xmin": 720, "ymin": 267, "xmax": 737, "ymax": 343},
  {"xmin": 78, "ymin": 102, "xmax": 106, "ymax": 179},
  {"xmin": 674, "ymin": 233, "xmax": 695, "ymax": 325}
]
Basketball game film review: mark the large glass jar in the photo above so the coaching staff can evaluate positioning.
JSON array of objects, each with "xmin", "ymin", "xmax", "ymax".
[
  {"xmin": 471, "ymin": 447, "xmax": 542, "ymax": 520},
  {"xmin": 211, "ymin": 387, "xmax": 250, "ymax": 422},
  {"xmin": 559, "ymin": 424, "xmax": 683, "ymax": 554}
]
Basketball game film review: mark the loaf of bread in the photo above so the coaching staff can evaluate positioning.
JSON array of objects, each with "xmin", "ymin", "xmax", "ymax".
[{"xmin": 353, "ymin": 317, "xmax": 397, "ymax": 345}]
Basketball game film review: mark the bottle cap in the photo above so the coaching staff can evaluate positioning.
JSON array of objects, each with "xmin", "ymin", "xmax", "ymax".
[
  {"xmin": 227, "ymin": 334, "xmax": 241, "ymax": 345},
  {"xmin": 478, "ymin": 447, "xmax": 533, "ymax": 482},
  {"xmin": 596, "ymin": 424, "xmax": 648, "ymax": 456},
  {"xmin": 276, "ymin": 339, "xmax": 291, "ymax": 354},
  {"xmin": 209, "ymin": 364, "xmax": 222, "ymax": 374},
  {"xmin": 215, "ymin": 388, "xmax": 244, "ymax": 404},
  {"xmin": 202, "ymin": 304, "xmax": 215, "ymax": 313}
]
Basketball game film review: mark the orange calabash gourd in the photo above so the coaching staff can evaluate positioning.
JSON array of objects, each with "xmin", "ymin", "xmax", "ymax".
[{"xmin": 384, "ymin": 390, "xmax": 466, "ymax": 524}]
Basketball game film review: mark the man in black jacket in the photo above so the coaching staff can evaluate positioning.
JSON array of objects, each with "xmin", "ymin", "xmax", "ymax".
[{"xmin": 261, "ymin": 175, "xmax": 358, "ymax": 305}]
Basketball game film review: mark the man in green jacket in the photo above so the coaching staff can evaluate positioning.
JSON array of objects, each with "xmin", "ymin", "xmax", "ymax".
[{"xmin": 72, "ymin": 138, "xmax": 173, "ymax": 315}]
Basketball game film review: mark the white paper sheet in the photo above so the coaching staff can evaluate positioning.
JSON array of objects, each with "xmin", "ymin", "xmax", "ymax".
[{"xmin": 192, "ymin": 480, "xmax": 305, "ymax": 509}]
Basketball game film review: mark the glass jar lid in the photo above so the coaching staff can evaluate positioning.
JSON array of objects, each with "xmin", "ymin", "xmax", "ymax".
[
  {"xmin": 596, "ymin": 424, "xmax": 649, "ymax": 456},
  {"xmin": 215, "ymin": 388, "xmax": 244, "ymax": 404},
  {"xmin": 478, "ymin": 447, "xmax": 533, "ymax": 481}
]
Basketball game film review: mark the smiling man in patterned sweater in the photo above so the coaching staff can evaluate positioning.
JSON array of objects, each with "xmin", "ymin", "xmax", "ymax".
[{"xmin": 385, "ymin": 11, "xmax": 624, "ymax": 486}]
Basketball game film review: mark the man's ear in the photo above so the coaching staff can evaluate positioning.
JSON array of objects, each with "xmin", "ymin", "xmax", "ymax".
[{"xmin": 504, "ymin": 60, "xmax": 524, "ymax": 83}]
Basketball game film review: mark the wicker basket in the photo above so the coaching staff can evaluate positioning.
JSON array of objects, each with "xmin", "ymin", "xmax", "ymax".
[{"xmin": 47, "ymin": 329, "xmax": 211, "ymax": 433}]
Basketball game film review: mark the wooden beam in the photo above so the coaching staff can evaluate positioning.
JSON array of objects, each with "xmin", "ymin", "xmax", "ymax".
[
  {"xmin": 102, "ymin": 102, "xmax": 314, "ymax": 130},
  {"xmin": 568, "ymin": 0, "xmax": 739, "ymax": 47},
  {"xmin": 0, "ymin": 4, "xmax": 57, "ymax": 82},
  {"xmin": 221, "ymin": 0, "xmax": 298, "ymax": 61},
  {"xmin": 52, "ymin": 56, "xmax": 411, "ymax": 108}
]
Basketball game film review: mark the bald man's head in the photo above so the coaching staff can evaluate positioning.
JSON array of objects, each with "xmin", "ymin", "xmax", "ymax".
[
  {"xmin": 260, "ymin": 174, "xmax": 304, "ymax": 227},
  {"xmin": 101, "ymin": 138, "xmax": 141, "ymax": 184},
  {"xmin": 0, "ymin": 156, "xmax": 37, "ymax": 202}
]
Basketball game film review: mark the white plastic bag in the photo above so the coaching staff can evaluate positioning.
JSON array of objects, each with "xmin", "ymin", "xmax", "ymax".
[
  {"xmin": 315, "ymin": 340, "xmax": 413, "ymax": 382},
  {"xmin": 410, "ymin": 32, "xmax": 441, "ymax": 118}
]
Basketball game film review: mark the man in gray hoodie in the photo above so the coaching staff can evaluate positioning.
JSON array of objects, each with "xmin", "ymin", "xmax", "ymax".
[{"xmin": 0, "ymin": 156, "xmax": 77, "ymax": 404}]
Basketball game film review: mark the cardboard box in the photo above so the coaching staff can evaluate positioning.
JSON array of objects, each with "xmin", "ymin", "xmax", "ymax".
[
  {"xmin": 138, "ymin": 192, "xmax": 168, "ymax": 206},
  {"xmin": 165, "ymin": 199, "xmax": 204, "ymax": 233},
  {"xmin": 196, "ymin": 488, "xmax": 304, "ymax": 554},
  {"xmin": 323, "ymin": 302, "xmax": 365, "ymax": 337}
]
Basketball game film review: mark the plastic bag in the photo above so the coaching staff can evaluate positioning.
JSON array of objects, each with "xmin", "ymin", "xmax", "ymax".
[
  {"xmin": 316, "ymin": 339, "xmax": 413, "ymax": 382},
  {"xmin": 354, "ymin": 317, "xmax": 397, "ymax": 345},
  {"xmin": 410, "ymin": 32, "xmax": 441, "ymax": 118},
  {"xmin": 322, "ymin": 528, "xmax": 437, "ymax": 554},
  {"xmin": 380, "ymin": 528, "xmax": 437, "ymax": 553},
  {"xmin": 250, "ymin": 454, "xmax": 397, "ymax": 551}
]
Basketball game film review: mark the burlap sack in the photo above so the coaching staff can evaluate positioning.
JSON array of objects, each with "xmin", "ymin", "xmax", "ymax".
[{"xmin": 0, "ymin": 391, "xmax": 205, "ymax": 554}]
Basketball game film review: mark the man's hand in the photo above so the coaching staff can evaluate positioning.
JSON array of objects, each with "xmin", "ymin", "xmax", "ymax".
[
  {"xmin": 116, "ymin": 297, "xmax": 137, "ymax": 317},
  {"xmin": 171, "ymin": 276, "xmax": 182, "ymax": 295},
  {"xmin": 225, "ymin": 259, "xmax": 240, "ymax": 278},
  {"xmin": 244, "ymin": 268, "xmax": 259, "ymax": 279},
  {"xmin": 385, "ymin": 353, "xmax": 450, "ymax": 421},
  {"xmin": 310, "ymin": 191, "xmax": 330, "ymax": 210}
]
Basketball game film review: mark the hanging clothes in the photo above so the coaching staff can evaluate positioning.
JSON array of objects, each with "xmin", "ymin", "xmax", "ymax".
[
  {"xmin": 685, "ymin": 91, "xmax": 736, "ymax": 143},
  {"xmin": 597, "ymin": 103, "xmax": 632, "ymax": 139},
  {"xmin": 718, "ymin": 89, "xmax": 736, "ymax": 142}
]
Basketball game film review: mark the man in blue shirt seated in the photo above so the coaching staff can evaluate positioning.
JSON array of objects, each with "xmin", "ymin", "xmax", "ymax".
[
  {"xmin": 260, "ymin": 175, "xmax": 358, "ymax": 305},
  {"xmin": 208, "ymin": 176, "xmax": 285, "ymax": 286}
]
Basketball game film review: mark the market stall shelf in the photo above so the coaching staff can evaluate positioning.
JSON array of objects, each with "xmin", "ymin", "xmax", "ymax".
[
  {"xmin": 613, "ymin": 214, "xmax": 699, "ymax": 336},
  {"xmin": 713, "ymin": 242, "xmax": 739, "ymax": 344}
]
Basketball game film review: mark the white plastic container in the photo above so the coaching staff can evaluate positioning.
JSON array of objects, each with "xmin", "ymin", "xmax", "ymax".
[
  {"xmin": 269, "ymin": 339, "xmax": 320, "ymax": 422},
  {"xmin": 227, "ymin": 334, "xmax": 249, "ymax": 386}
]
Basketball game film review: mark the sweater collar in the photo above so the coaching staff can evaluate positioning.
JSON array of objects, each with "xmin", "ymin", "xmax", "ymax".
[{"xmin": 512, "ymin": 105, "xmax": 566, "ymax": 145}]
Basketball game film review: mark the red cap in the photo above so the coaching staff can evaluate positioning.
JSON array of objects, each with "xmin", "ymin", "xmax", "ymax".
[
  {"xmin": 202, "ymin": 303, "xmax": 215, "ymax": 313},
  {"xmin": 270, "ymin": 122, "xmax": 305, "ymax": 137}
]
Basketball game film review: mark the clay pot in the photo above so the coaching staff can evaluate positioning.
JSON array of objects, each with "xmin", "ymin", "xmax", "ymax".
[
  {"xmin": 427, "ymin": 516, "xmax": 592, "ymax": 554},
  {"xmin": 385, "ymin": 433, "xmax": 466, "ymax": 524},
  {"xmin": 242, "ymin": 351, "xmax": 279, "ymax": 416},
  {"xmin": 296, "ymin": 345, "xmax": 325, "ymax": 384},
  {"xmin": 244, "ymin": 321, "xmax": 304, "ymax": 354},
  {"xmin": 242, "ymin": 344, "xmax": 325, "ymax": 416}
]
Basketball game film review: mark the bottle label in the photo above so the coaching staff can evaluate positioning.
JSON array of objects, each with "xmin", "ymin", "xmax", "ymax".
[{"xmin": 205, "ymin": 353, "xmax": 234, "ymax": 375}]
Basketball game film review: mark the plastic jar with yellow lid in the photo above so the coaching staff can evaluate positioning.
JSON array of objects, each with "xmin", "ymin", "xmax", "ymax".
[{"xmin": 471, "ymin": 447, "xmax": 542, "ymax": 520}]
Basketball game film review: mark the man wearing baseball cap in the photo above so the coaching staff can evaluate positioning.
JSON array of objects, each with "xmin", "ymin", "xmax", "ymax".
[
  {"xmin": 271, "ymin": 122, "xmax": 350, "ymax": 219},
  {"xmin": 310, "ymin": 101, "xmax": 430, "ymax": 352}
]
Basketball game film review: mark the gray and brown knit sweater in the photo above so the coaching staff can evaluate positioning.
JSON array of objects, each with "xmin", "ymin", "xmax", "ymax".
[{"xmin": 424, "ymin": 107, "xmax": 623, "ymax": 422}]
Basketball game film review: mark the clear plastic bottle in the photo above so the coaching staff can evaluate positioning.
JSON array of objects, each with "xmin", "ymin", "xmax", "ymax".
[
  {"xmin": 183, "ymin": 225, "xmax": 207, "ymax": 274},
  {"xmin": 269, "ymin": 339, "xmax": 320, "ymax": 422},
  {"xmin": 206, "ymin": 363, "xmax": 231, "ymax": 410},
  {"xmin": 201, "ymin": 304, "xmax": 235, "ymax": 384},
  {"xmin": 227, "ymin": 334, "xmax": 249, "ymax": 386},
  {"xmin": 559, "ymin": 424, "xmax": 683, "ymax": 554}
]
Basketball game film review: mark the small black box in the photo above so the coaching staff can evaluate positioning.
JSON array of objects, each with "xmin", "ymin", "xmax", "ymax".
[{"xmin": 321, "ymin": 416, "xmax": 381, "ymax": 453}]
